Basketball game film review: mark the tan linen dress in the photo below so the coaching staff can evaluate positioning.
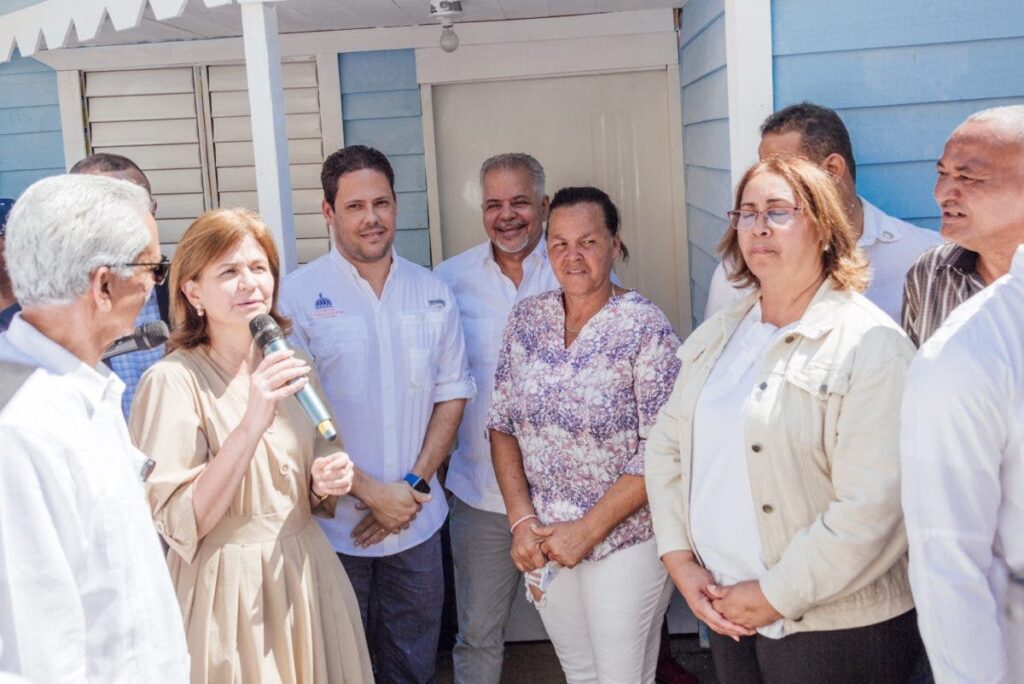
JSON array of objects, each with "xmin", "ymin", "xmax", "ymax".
[{"xmin": 130, "ymin": 347, "xmax": 373, "ymax": 684}]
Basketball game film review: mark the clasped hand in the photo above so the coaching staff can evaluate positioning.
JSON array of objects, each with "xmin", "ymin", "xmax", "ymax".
[
  {"xmin": 351, "ymin": 481, "xmax": 431, "ymax": 548},
  {"xmin": 310, "ymin": 451, "xmax": 354, "ymax": 497}
]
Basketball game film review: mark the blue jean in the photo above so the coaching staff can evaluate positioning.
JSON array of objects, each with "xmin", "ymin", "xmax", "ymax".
[{"xmin": 339, "ymin": 529, "xmax": 444, "ymax": 684}]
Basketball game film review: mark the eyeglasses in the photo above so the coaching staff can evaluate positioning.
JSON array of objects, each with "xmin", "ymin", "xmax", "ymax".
[
  {"xmin": 118, "ymin": 254, "xmax": 170, "ymax": 285},
  {"xmin": 727, "ymin": 206, "xmax": 803, "ymax": 231}
]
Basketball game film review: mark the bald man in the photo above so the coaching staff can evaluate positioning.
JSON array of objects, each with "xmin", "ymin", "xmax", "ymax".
[{"xmin": 902, "ymin": 105, "xmax": 1024, "ymax": 346}]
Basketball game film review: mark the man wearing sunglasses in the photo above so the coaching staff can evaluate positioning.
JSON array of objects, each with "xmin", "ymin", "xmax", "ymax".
[
  {"xmin": 70, "ymin": 153, "xmax": 171, "ymax": 417},
  {"xmin": 0, "ymin": 173, "xmax": 189, "ymax": 681}
]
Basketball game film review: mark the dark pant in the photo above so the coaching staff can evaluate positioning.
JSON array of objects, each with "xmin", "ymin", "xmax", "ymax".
[
  {"xmin": 339, "ymin": 530, "xmax": 445, "ymax": 684},
  {"xmin": 708, "ymin": 609, "xmax": 924, "ymax": 684}
]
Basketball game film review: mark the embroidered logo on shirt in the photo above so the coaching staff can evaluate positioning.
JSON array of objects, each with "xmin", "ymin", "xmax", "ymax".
[
  {"xmin": 427, "ymin": 299, "xmax": 446, "ymax": 311},
  {"xmin": 311, "ymin": 292, "xmax": 343, "ymax": 319}
]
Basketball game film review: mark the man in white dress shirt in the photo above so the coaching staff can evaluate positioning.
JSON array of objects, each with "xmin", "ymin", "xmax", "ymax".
[
  {"xmin": 434, "ymin": 153, "xmax": 559, "ymax": 684},
  {"xmin": 901, "ymin": 242, "xmax": 1024, "ymax": 684},
  {"xmin": 704, "ymin": 102, "xmax": 941, "ymax": 322},
  {"xmin": 281, "ymin": 145, "xmax": 474, "ymax": 683},
  {"xmin": 0, "ymin": 174, "xmax": 189, "ymax": 682}
]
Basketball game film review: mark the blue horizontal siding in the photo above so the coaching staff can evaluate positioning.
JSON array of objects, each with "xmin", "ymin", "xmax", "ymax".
[
  {"xmin": 339, "ymin": 49, "xmax": 430, "ymax": 266},
  {"xmin": 339, "ymin": 50, "xmax": 417, "ymax": 95},
  {"xmin": 772, "ymin": 0, "xmax": 1024, "ymax": 233},
  {"xmin": 774, "ymin": 0, "xmax": 1024, "ymax": 56},
  {"xmin": 0, "ymin": 53, "xmax": 63, "ymax": 199},
  {"xmin": 680, "ymin": 0, "xmax": 730, "ymax": 320},
  {"xmin": 0, "ymin": 0, "xmax": 45, "ymax": 14},
  {"xmin": 342, "ymin": 90, "xmax": 421, "ymax": 120}
]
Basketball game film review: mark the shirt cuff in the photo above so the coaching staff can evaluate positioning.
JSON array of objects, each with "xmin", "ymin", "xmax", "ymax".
[
  {"xmin": 434, "ymin": 377, "xmax": 476, "ymax": 403},
  {"xmin": 759, "ymin": 565, "xmax": 813, "ymax": 619}
]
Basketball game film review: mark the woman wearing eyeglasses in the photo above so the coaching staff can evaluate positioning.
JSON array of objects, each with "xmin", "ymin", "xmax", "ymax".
[
  {"xmin": 645, "ymin": 156, "xmax": 923, "ymax": 683},
  {"xmin": 129, "ymin": 208, "xmax": 372, "ymax": 683}
]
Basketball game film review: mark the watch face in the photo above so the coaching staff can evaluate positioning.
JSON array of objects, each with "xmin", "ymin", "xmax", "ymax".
[{"xmin": 405, "ymin": 473, "xmax": 431, "ymax": 494}]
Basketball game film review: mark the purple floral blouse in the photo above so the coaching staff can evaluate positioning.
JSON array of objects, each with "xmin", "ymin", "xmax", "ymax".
[{"xmin": 487, "ymin": 289, "xmax": 681, "ymax": 561}]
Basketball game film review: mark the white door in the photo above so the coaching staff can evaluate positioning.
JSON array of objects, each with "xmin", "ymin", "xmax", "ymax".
[
  {"xmin": 431, "ymin": 69, "xmax": 687, "ymax": 332},
  {"xmin": 431, "ymin": 70, "xmax": 695, "ymax": 640}
]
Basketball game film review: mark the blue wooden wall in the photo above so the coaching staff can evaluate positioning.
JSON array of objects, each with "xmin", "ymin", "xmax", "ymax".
[
  {"xmin": 338, "ymin": 49, "xmax": 431, "ymax": 267},
  {"xmin": 773, "ymin": 0, "xmax": 1024, "ymax": 230},
  {"xmin": 0, "ymin": 52, "xmax": 65, "ymax": 200},
  {"xmin": 679, "ymin": 0, "xmax": 730, "ymax": 325}
]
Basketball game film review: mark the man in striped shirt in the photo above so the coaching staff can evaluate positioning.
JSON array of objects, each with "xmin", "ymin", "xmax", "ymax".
[{"xmin": 901, "ymin": 105, "xmax": 1024, "ymax": 346}]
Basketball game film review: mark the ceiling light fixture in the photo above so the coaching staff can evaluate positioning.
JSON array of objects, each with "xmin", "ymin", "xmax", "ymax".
[{"xmin": 429, "ymin": 0, "xmax": 463, "ymax": 53}]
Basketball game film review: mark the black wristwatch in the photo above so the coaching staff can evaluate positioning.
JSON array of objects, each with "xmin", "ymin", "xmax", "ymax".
[{"xmin": 403, "ymin": 473, "xmax": 431, "ymax": 494}]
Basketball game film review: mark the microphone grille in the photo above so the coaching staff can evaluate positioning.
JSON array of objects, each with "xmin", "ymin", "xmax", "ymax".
[
  {"xmin": 137, "ymin": 320, "xmax": 170, "ymax": 349},
  {"xmin": 249, "ymin": 314, "xmax": 283, "ymax": 347}
]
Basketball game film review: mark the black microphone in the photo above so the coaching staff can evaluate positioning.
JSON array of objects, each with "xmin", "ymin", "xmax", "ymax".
[
  {"xmin": 249, "ymin": 314, "xmax": 338, "ymax": 442},
  {"xmin": 103, "ymin": 321, "xmax": 169, "ymax": 360}
]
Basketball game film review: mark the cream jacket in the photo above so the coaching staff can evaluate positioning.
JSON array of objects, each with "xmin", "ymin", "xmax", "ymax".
[{"xmin": 646, "ymin": 280, "xmax": 916, "ymax": 635}]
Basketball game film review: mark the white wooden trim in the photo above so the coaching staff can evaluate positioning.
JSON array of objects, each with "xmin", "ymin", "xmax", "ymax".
[
  {"xmin": 665, "ymin": 63, "xmax": 692, "ymax": 335},
  {"xmin": 419, "ymin": 83, "xmax": 443, "ymax": 267},
  {"xmin": 724, "ymin": 0, "xmax": 773, "ymax": 191},
  {"xmin": 315, "ymin": 52, "xmax": 343, "ymax": 154},
  {"xmin": 239, "ymin": 0, "xmax": 297, "ymax": 273},
  {"xmin": 55, "ymin": 70, "xmax": 87, "ymax": 168},
  {"xmin": 415, "ymin": 31, "xmax": 678, "ymax": 85},
  {"xmin": 33, "ymin": 9, "xmax": 676, "ymax": 71}
]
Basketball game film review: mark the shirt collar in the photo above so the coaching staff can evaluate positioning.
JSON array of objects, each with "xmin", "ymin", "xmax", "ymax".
[
  {"xmin": 858, "ymin": 197, "xmax": 902, "ymax": 247},
  {"xmin": 716, "ymin": 279, "xmax": 853, "ymax": 343},
  {"xmin": 5, "ymin": 314, "xmax": 123, "ymax": 412},
  {"xmin": 936, "ymin": 243, "xmax": 980, "ymax": 275},
  {"xmin": 1011, "ymin": 244, "xmax": 1024, "ymax": 277}
]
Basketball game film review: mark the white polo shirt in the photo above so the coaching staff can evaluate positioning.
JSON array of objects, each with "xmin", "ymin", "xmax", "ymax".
[
  {"xmin": 704, "ymin": 197, "xmax": 943, "ymax": 322},
  {"xmin": 901, "ymin": 244, "xmax": 1024, "ymax": 684},
  {"xmin": 281, "ymin": 249, "xmax": 475, "ymax": 557},
  {"xmin": 435, "ymin": 239, "xmax": 560, "ymax": 514}
]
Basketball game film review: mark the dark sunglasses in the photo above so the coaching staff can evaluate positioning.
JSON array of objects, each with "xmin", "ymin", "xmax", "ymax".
[{"xmin": 118, "ymin": 254, "xmax": 170, "ymax": 286}]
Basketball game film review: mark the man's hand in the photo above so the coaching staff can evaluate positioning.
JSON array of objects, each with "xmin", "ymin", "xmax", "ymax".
[
  {"xmin": 662, "ymin": 551, "xmax": 755, "ymax": 640},
  {"xmin": 533, "ymin": 519, "xmax": 599, "ymax": 569},
  {"xmin": 708, "ymin": 580, "xmax": 782, "ymax": 629},
  {"xmin": 352, "ymin": 480, "xmax": 430, "ymax": 537}
]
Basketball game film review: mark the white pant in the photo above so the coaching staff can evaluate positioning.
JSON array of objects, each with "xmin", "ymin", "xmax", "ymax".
[{"xmin": 534, "ymin": 538, "xmax": 672, "ymax": 684}]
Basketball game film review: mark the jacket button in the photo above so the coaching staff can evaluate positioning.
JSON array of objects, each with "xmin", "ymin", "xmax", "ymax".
[
  {"xmin": 794, "ymin": 615, "xmax": 804, "ymax": 622},
  {"xmin": 751, "ymin": 444, "xmax": 762, "ymax": 453},
  {"xmin": 784, "ymin": 335, "xmax": 795, "ymax": 343},
  {"xmin": 758, "ymin": 382, "xmax": 768, "ymax": 391},
  {"xmin": 762, "ymin": 504, "xmax": 774, "ymax": 514}
]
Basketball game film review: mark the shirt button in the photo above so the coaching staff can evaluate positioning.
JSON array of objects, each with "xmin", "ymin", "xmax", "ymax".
[
  {"xmin": 762, "ymin": 504, "xmax": 774, "ymax": 514},
  {"xmin": 882, "ymin": 230, "xmax": 895, "ymax": 240},
  {"xmin": 155, "ymin": 521, "xmax": 166, "ymax": 533},
  {"xmin": 819, "ymin": 384, "xmax": 828, "ymax": 394},
  {"xmin": 758, "ymin": 382, "xmax": 768, "ymax": 391},
  {"xmin": 784, "ymin": 335, "xmax": 795, "ymax": 344},
  {"xmin": 279, "ymin": 463, "xmax": 290, "ymax": 474},
  {"xmin": 751, "ymin": 444, "xmax": 762, "ymax": 453}
]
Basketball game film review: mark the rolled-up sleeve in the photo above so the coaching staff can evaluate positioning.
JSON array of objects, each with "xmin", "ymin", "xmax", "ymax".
[
  {"xmin": 644, "ymin": 356, "xmax": 691, "ymax": 559},
  {"xmin": 130, "ymin": 363, "xmax": 208, "ymax": 564},
  {"xmin": 760, "ymin": 344, "xmax": 912, "ymax": 619},
  {"xmin": 627, "ymin": 314, "xmax": 681, "ymax": 476},
  {"xmin": 433, "ymin": 288, "xmax": 476, "ymax": 403}
]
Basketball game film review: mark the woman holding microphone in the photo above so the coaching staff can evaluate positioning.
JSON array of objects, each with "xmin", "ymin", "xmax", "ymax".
[{"xmin": 131, "ymin": 208, "xmax": 372, "ymax": 683}]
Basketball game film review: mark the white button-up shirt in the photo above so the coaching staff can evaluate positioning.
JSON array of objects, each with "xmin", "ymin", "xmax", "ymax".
[
  {"xmin": 901, "ymin": 244, "xmax": 1024, "ymax": 684},
  {"xmin": 281, "ymin": 249, "xmax": 475, "ymax": 556},
  {"xmin": 434, "ymin": 239, "xmax": 560, "ymax": 514},
  {"xmin": 704, "ymin": 197, "xmax": 943, "ymax": 321},
  {"xmin": 0, "ymin": 315, "xmax": 189, "ymax": 683}
]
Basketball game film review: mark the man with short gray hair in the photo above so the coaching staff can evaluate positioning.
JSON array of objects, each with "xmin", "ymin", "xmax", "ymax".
[
  {"xmin": 435, "ymin": 152, "xmax": 558, "ymax": 684},
  {"xmin": 0, "ymin": 174, "xmax": 188, "ymax": 682}
]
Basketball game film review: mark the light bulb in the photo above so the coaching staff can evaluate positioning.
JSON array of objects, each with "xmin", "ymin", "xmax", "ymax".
[{"xmin": 439, "ymin": 24, "xmax": 459, "ymax": 52}]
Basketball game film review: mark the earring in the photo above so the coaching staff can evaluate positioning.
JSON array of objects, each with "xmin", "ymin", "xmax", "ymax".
[{"xmin": 195, "ymin": 304, "xmax": 204, "ymax": 317}]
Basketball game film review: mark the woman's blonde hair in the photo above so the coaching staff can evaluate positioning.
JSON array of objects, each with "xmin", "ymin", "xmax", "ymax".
[
  {"xmin": 718, "ymin": 155, "xmax": 869, "ymax": 293},
  {"xmin": 168, "ymin": 208, "xmax": 291, "ymax": 351}
]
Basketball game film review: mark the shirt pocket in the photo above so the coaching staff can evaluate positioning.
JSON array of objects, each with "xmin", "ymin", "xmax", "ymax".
[
  {"xmin": 309, "ymin": 315, "xmax": 368, "ymax": 399},
  {"xmin": 782, "ymin": 361, "xmax": 849, "ymax": 461},
  {"xmin": 400, "ymin": 309, "xmax": 446, "ymax": 390}
]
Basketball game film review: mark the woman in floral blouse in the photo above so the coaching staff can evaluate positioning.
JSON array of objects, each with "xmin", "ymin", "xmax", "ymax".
[{"xmin": 487, "ymin": 186, "xmax": 681, "ymax": 684}]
